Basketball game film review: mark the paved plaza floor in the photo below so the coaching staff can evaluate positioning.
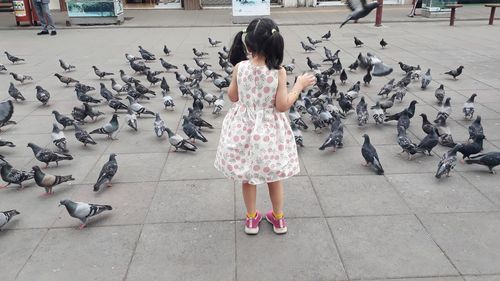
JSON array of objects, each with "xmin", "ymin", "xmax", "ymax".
[{"xmin": 1, "ymin": 7, "xmax": 500, "ymax": 281}]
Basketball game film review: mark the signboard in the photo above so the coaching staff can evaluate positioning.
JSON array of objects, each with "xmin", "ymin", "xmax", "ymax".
[
  {"xmin": 12, "ymin": 0, "xmax": 27, "ymax": 17},
  {"xmin": 232, "ymin": 0, "xmax": 270, "ymax": 17}
]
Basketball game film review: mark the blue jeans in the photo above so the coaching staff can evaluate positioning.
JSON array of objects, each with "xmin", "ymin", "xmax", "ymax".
[{"xmin": 33, "ymin": 2, "xmax": 56, "ymax": 31}]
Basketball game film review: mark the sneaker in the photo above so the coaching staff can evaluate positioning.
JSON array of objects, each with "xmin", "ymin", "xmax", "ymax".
[
  {"xmin": 37, "ymin": 30, "xmax": 49, "ymax": 35},
  {"xmin": 244, "ymin": 210, "xmax": 262, "ymax": 235},
  {"xmin": 265, "ymin": 210, "xmax": 287, "ymax": 234},
  {"xmin": 50, "ymin": 30, "xmax": 57, "ymax": 36}
]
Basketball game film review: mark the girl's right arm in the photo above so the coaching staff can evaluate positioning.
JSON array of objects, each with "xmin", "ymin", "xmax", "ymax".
[
  {"xmin": 275, "ymin": 69, "xmax": 315, "ymax": 113},
  {"xmin": 227, "ymin": 63, "xmax": 240, "ymax": 102}
]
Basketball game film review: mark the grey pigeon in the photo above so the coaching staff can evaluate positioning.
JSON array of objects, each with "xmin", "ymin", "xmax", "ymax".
[
  {"xmin": 165, "ymin": 127, "xmax": 197, "ymax": 152},
  {"xmin": 27, "ymin": 142, "xmax": 73, "ymax": 167},
  {"xmin": 0, "ymin": 210, "xmax": 20, "ymax": 230},
  {"xmin": 457, "ymin": 134, "xmax": 485, "ymax": 161},
  {"xmin": 208, "ymin": 37, "xmax": 221, "ymax": 47},
  {"xmin": 378, "ymin": 78, "xmax": 394, "ymax": 98},
  {"xmin": 130, "ymin": 60, "xmax": 150, "ymax": 74},
  {"xmin": 52, "ymin": 123, "xmax": 68, "ymax": 153},
  {"xmin": 192, "ymin": 48, "xmax": 208, "ymax": 58},
  {"xmin": 111, "ymin": 78, "xmax": 130, "ymax": 93},
  {"xmin": 107, "ymin": 98, "xmax": 128, "ymax": 112},
  {"xmin": 126, "ymin": 108, "xmax": 138, "ymax": 131},
  {"xmin": 444, "ymin": 66, "xmax": 464, "ymax": 80},
  {"xmin": 307, "ymin": 36, "xmax": 322, "ymax": 46},
  {"xmin": 8, "ymin": 82, "xmax": 26, "ymax": 101},
  {"xmin": 0, "ymin": 63, "xmax": 6, "ymax": 72},
  {"xmin": 300, "ymin": 41, "xmax": 315, "ymax": 52},
  {"xmin": 397, "ymin": 126, "xmax": 418, "ymax": 160},
  {"xmin": 188, "ymin": 108, "xmax": 213, "ymax": 130},
  {"xmin": 90, "ymin": 114, "xmax": 119, "ymax": 139},
  {"xmin": 435, "ymin": 144, "xmax": 462, "ymax": 178},
  {"xmin": 0, "ymin": 100, "xmax": 16, "ymax": 130},
  {"xmin": 139, "ymin": 46, "xmax": 156, "ymax": 60},
  {"xmin": 162, "ymin": 90, "xmax": 175, "ymax": 110},
  {"xmin": 397, "ymin": 108, "xmax": 411, "ymax": 130},
  {"xmin": 159, "ymin": 58, "xmax": 178, "ymax": 71},
  {"xmin": 353, "ymin": 37, "xmax": 364, "ymax": 47},
  {"xmin": 92, "ymin": 66, "xmax": 114, "ymax": 79},
  {"xmin": 356, "ymin": 96, "xmax": 368, "ymax": 126},
  {"xmin": 119, "ymin": 70, "xmax": 140, "ymax": 84},
  {"xmin": 163, "ymin": 45, "xmax": 172, "ymax": 56},
  {"xmin": 5, "ymin": 51, "xmax": 24, "ymax": 64},
  {"xmin": 126, "ymin": 96, "xmax": 155, "ymax": 116},
  {"xmin": 322, "ymin": 30, "xmax": 331, "ymax": 40},
  {"xmin": 435, "ymin": 84, "xmax": 445, "ymax": 105},
  {"xmin": 366, "ymin": 53, "xmax": 393, "ymax": 77},
  {"xmin": 340, "ymin": 0, "xmax": 379, "ymax": 28},
  {"xmin": 59, "ymin": 199, "xmax": 112, "ymax": 229},
  {"xmin": 161, "ymin": 77, "xmax": 170, "ymax": 92},
  {"xmin": 290, "ymin": 122, "xmax": 304, "ymax": 148},
  {"xmin": 54, "ymin": 73, "xmax": 79, "ymax": 86},
  {"xmin": 94, "ymin": 153, "xmax": 118, "ymax": 192},
  {"xmin": 100, "ymin": 83, "xmax": 120, "ymax": 101},
  {"xmin": 361, "ymin": 134, "xmax": 384, "ymax": 175},
  {"xmin": 182, "ymin": 115, "xmax": 207, "ymax": 143},
  {"xmin": 380, "ymin": 38, "xmax": 388, "ymax": 48},
  {"xmin": 125, "ymin": 53, "xmax": 141, "ymax": 63},
  {"xmin": 319, "ymin": 117, "xmax": 344, "ymax": 151},
  {"xmin": 52, "ymin": 110, "xmax": 75, "ymax": 129},
  {"xmin": 434, "ymin": 97, "xmax": 452, "ymax": 124},
  {"xmin": 76, "ymin": 89, "xmax": 102, "ymax": 104},
  {"xmin": 468, "ymin": 115, "xmax": 484, "ymax": 141},
  {"xmin": 465, "ymin": 152, "xmax": 500, "ymax": 174},
  {"xmin": 154, "ymin": 113, "xmax": 166, "ymax": 137},
  {"xmin": 213, "ymin": 93, "xmax": 224, "ymax": 115},
  {"xmin": 74, "ymin": 124, "xmax": 97, "ymax": 146},
  {"xmin": 35, "ymin": 85, "xmax": 50, "ymax": 105},
  {"xmin": 421, "ymin": 68, "xmax": 432, "ymax": 89},
  {"xmin": 59, "ymin": 59, "xmax": 75, "ymax": 72},
  {"xmin": 417, "ymin": 127, "xmax": 439, "ymax": 156},
  {"xmin": 0, "ymin": 156, "xmax": 34, "ymax": 189},
  {"xmin": 32, "ymin": 165, "xmax": 74, "ymax": 195},
  {"xmin": 10, "ymin": 72, "xmax": 32, "ymax": 84},
  {"xmin": 75, "ymin": 83, "xmax": 95, "ymax": 93},
  {"xmin": 420, "ymin": 113, "xmax": 435, "ymax": 135},
  {"xmin": 289, "ymin": 105, "xmax": 308, "ymax": 130},
  {"xmin": 283, "ymin": 59, "xmax": 295, "ymax": 73},
  {"xmin": 463, "ymin": 93, "xmax": 477, "ymax": 120},
  {"xmin": 371, "ymin": 101, "xmax": 385, "ymax": 125}
]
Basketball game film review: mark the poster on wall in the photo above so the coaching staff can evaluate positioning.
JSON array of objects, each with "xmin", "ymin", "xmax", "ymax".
[{"xmin": 232, "ymin": 0, "xmax": 270, "ymax": 17}]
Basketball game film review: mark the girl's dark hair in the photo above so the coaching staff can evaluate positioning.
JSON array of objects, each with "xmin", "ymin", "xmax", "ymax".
[{"xmin": 229, "ymin": 18, "xmax": 284, "ymax": 70}]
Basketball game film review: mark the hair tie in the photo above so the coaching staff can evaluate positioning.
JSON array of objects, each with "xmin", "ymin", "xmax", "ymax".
[{"xmin": 272, "ymin": 28, "xmax": 278, "ymax": 34}]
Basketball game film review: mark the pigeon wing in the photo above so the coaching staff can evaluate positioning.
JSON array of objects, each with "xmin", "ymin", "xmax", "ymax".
[{"xmin": 0, "ymin": 100, "xmax": 14, "ymax": 124}]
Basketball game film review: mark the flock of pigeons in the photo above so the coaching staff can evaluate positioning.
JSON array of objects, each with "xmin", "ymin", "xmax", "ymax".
[{"xmin": 0, "ymin": 28, "xmax": 499, "ymax": 230}]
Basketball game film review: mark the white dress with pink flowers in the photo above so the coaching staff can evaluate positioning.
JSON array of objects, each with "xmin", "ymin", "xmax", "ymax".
[{"xmin": 214, "ymin": 60, "xmax": 300, "ymax": 185}]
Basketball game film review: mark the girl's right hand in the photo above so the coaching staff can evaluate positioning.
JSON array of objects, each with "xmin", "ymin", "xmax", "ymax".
[{"xmin": 295, "ymin": 73, "xmax": 316, "ymax": 90}]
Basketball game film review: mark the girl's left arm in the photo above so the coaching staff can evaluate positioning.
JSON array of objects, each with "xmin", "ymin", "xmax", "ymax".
[{"xmin": 228, "ymin": 63, "xmax": 240, "ymax": 102}]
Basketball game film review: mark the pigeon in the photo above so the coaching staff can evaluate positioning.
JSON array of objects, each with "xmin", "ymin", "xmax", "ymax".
[
  {"xmin": 126, "ymin": 96, "xmax": 155, "ymax": 116},
  {"xmin": 83, "ymin": 103, "xmax": 104, "ymax": 121},
  {"xmin": 99, "ymin": 83, "xmax": 119, "ymax": 101},
  {"xmin": 51, "ymin": 124, "xmax": 68, "ymax": 153},
  {"xmin": 393, "ymin": 86, "xmax": 407, "ymax": 103},
  {"xmin": 435, "ymin": 118, "xmax": 457, "ymax": 148},
  {"xmin": 458, "ymin": 134, "xmax": 485, "ymax": 161},
  {"xmin": 76, "ymin": 89, "xmax": 101, "ymax": 104},
  {"xmin": 133, "ymin": 80, "xmax": 156, "ymax": 98},
  {"xmin": 165, "ymin": 127, "xmax": 197, "ymax": 152},
  {"xmin": 213, "ymin": 77, "xmax": 230, "ymax": 91},
  {"xmin": 356, "ymin": 96, "xmax": 368, "ymax": 126},
  {"xmin": 75, "ymin": 83, "xmax": 95, "ymax": 93},
  {"xmin": 163, "ymin": 45, "xmax": 172, "ymax": 56},
  {"xmin": 161, "ymin": 90, "xmax": 175, "ymax": 110},
  {"xmin": 5, "ymin": 51, "xmax": 24, "ymax": 64},
  {"xmin": 289, "ymin": 105, "xmax": 308, "ymax": 130},
  {"xmin": 337, "ymin": 92, "xmax": 353, "ymax": 114},
  {"xmin": 71, "ymin": 106, "xmax": 87, "ymax": 123},
  {"xmin": 465, "ymin": 152, "xmax": 500, "ymax": 174},
  {"xmin": 283, "ymin": 59, "xmax": 295, "ymax": 73},
  {"xmin": 435, "ymin": 144, "xmax": 462, "ymax": 178},
  {"xmin": 380, "ymin": 38, "xmax": 388, "ymax": 48},
  {"xmin": 290, "ymin": 123, "xmax": 304, "ymax": 148},
  {"xmin": 421, "ymin": 68, "xmax": 432, "ymax": 89},
  {"xmin": 435, "ymin": 84, "xmax": 445, "ymax": 105},
  {"xmin": 353, "ymin": 37, "xmax": 364, "ymax": 47},
  {"xmin": 93, "ymin": 153, "xmax": 118, "ymax": 192},
  {"xmin": 341, "ymin": 0, "xmax": 380, "ymax": 28},
  {"xmin": 361, "ymin": 134, "xmax": 384, "ymax": 175},
  {"xmin": 159, "ymin": 58, "xmax": 178, "ymax": 72},
  {"xmin": 73, "ymin": 124, "xmax": 97, "ymax": 146},
  {"xmin": 384, "ymin": 100, "xmax": 418, "ymax": 122},
  {"xmin": 126, "ymin": 108, "xmax": 138, "ymax": 131},
  {"xmin": 419, "ymin": 113, "xmax": 435, "ymax": 135},
  {"xmin": 397, "ymin": 108, "xmax": 411, "ymax": 130},
  {"xmin": 348, "ymin": 60, "xmax": 359, "ymax": 71},
  {"xmin": 160, "ymin": 77, "xmax": 170, "ymax": 93},
  {"xmin": 416, "ymin": 127, "xmax": 439, "ymax": 156},
  {"xmin": 59, "ymin": 199, "xmax": 112, "ymax": 229},
  {"xmin": 398, "ymin": 62, "xmax": 418, "ymax": 74},
  {"xmin": 329, "ymin": 79, "xmax": 338, "ymax": 96},
  {"xmin": 59, "ymin": 59, "xmax": 75, "ymax": 72},
  {"xmin": 307, "ymin": 36, "xmax": 322, "ymax": 46},
  {"xmin": 0, "ymin": 63, "xmax": 6, "ymax": 72},
  {"xmin": 434, "ymin": 97, "xmax": 452, "ymax": 124},
  {"xmin": 0, "ymin": 139, "xmax": 15, "ymax": 147},
  {"xmin": 0, "ymin": 156, "xmax": 33, "ymax": 189},
  {"xmin": 208, "ymin": 37, "xmax": 222, "ymax": 47},
  {"xmin": 319, "ymin": 117, "xmax": 343, "ymax": 151},
  {"xmin": 323, "ymin": 48, "xmax": 340, "ymax": 63},
  {"xmin": 139, "ymin": 49, "xmax": 156, "ymax": 61},
  {"xmin": 306, "ymin": 57, "xmax": 321, "ymax": 70},
  {"xmin": 54, "ymin": 73, "xmax": 79, "ymax": 86},
  {"xmin": 34, "ymin": 86, "xmax": 50, "ymax": 105},
  {"xmin": 468, "ymin": 115, "xmax": 484, "ymax": 141},
  {"xmin": 217, "ymin": 51, "xmax": 228, "ymax": 60},
  {"xmin": 379, "ymin": 94, "xmax": 396, "ymax": 113},
  {"xmin": 154, "ymin": 113, "xmax": 166, "ymax": 137},
  {"xmin": 188, "ymin": 109, "xmax": 213, "ymax": 130},
  {"xmin": 119, "ymin": 70, "xmax": 139, "ymax": 84},
  {"xmin": 175, "ymin": 71, "xmax": 191, "ymax": 84},
  {"xmin": 139, "ymin": 45, "xmax": 155, "ymax": 57},
  {"xmin": 110, "ymin": 78, "xmax": 130, "ymax": 94},
  {"xmin": 322, "ymin": 30, "xmax": 331, "ymax": 40},
  {"xmin": 378, "ymin": 78, "xmax": 395, "ymax": 98},
  {"xmin": 90, "ymin": 114, "xmax": 119, "ymax": 139},
  {"xmin": 340, "ymin": 69, "xmax": 348, "ymax": 84},
  {"xmin": 182, "ymin": 115, "xmax": 207, "ymax": 143},
  {"xmin": 444, "ymin": 66, "xmax": 464, "ymax": 80},
  {"xmin": 10, "ymin": 72, "xmax": 33, "ymax": 84},
  {"xmin": 193, "ymin": 48, "xmax": 208, "ymax": 58},
  {"xmin": 92, "ymin": 66, "xmax": 114, "ymax": 79},
  {"xmin": 366, "ymin": 53, "xmax": 393, "ymax": 77},
  {"xmin": 397, "ymin": 126, "xmax": 418, "ymax": 160},
  {"xmin": 146, "ymin": 71, "xmax": 162, "ymax": 86},
  {"xmin": 0, "ymin": 100, "xmax": 16, "ymax": 130},
  {"xmin": 125, "ymin": 53, "xmax": 141, "ymax": 63},
  {"xmin": 32, "ymin": 165, "xmax": 74, "ymax": 195},
  {"xmin": 130, "ymin": 60, "xmax": 150, "ymax": 73},
  {"xmin": 463, "ymin": 93, "xmax": 477, "ymax": 120},
  {"xmin": 0, "ymin": 209, "xmax": 20, "ymax": 230},
  {"xmin": 300, "ymin": 41, "xmax": 315, "ymax": 52},
  {"xmin": 107, "ymin": 98, "xmax": 128, "ymax": 112},
  {"xmin": 371, "ymin": 101, "xmax": 385, "ymax": 124},
  {"xmin": 363, "ymin": 66, "xmax": 372, "ymax": 85},
  {"xmin": 213, "ymin": 93, "xmax": 224, "ymax": 115},
  {"xmin": 8, "ymin": 82, "xmax": 26, "ymax": 101},
  {"xmin": 396, "ymin": 72, "xmax": 412, "ymax": 89},
  {"xmin": 27, "ymin": 142, "xmax": 73, "ymax": 167},
  {"xmin": 194, "ymin": 57, "xmax": 211, "ymax": 69}
]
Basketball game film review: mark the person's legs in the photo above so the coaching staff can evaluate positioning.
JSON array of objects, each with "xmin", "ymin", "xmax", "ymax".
[
  {"xmin": 33, "ymin": 2, "xmax": 48, "ymax": 34},
  {"xmin": 242, "ymin": 182, "xmax": 256, "ymax": 217},
  {"xmin": 267, "ymin": 180, "xmax": 284, "ymax": 217},
  {"xmin": 41, "ymin": 3, "xmax": 56, "ymax": 34}
]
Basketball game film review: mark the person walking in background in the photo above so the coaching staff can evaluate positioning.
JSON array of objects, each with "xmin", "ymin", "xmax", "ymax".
[
  {"xmin": 214, "ymin": 18, "xmax": 315, "ymax": 235},
  {"xmin": 33, "ymin": 0, "xmax": 57, "ymax": 36}
]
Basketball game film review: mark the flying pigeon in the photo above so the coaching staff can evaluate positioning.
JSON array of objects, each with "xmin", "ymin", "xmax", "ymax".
[
  {"xmin": 465, "ymin": 152, "xmax": 500, "ymax": 174},
  {"xmin": 0, "ymin": 209, "xmax": 20, "ymax": 230},
  {"xmin": 27, "ymin": 142, "xmax": 73, "ymax": 167},
  {"xmin": 165, "ymin": 127, "xmax": 197, "ymax": 152},
  {"xmin": 54, "ymin": 73, "xmax": 79, "ymax": 86},
  {"xmin": 59, "ymin": 59, "xmax": 75, "ymax": 72},
  {"xmin": 51, "ymin": 123, "xmax": 68, "ymax": 153},
  {"xmin": 361, "ymin": 134, "xmax": 384, "ymax": 175},
  {"xmin": 59, "ymin": 199, "xmax": 112, "ymax": 229},
  {"xmin": 444, "ymin": 66, "xmax": 464, "ymax": 80},
  {"xmin": 32, "ymin": 165, "xmax": 74, "ymax": 195},
  {"xmin": 8, "ymin": 82, "xmax": 26, "ymax": 101},
  {"xmin": 35, "ymin": 85, "xmax": 50, "ymax": 105},
  {"xmin": 74, "ymin": 124, "xmax": 97, "ymax": 146},
  {"xmin": 435, "ymin": 144, "xmax": 462, "ymax": 178},
  {"xmin": 94, "ymin": 153, "xmax": 118, "ymax": 192},
  {"xmin": 5, "ymin": 51, "xmax": 24, "ymax": 64},
  {"xmin": 463, "ymin": 93, "xmax": 477, "ymax": 120},
  {"xmin": 90, "ymin": 114, "xmax": 119, "ymax": 139},
  {"xmin": 340, "ymin": 0, "xmax": 379, "ymax": 28}
]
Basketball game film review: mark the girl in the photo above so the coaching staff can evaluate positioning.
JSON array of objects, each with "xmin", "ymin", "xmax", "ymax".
[{"xmin": 214, "ymin": 18, "xmax": 315, "ymax": 235}]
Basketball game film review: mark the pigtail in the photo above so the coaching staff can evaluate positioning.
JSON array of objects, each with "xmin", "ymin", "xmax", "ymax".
[
  {"xmin": 262, "ymin": 31, "xmax": 284, "ymax": 70},
  {"xmin": 229, "ymin": 31, "xmax": 247, "ymax": 67}
]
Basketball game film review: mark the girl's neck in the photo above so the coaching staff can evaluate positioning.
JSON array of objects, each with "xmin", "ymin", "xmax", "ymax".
[{"xmin": 250, "ymin": 55, "xmax": 266, "ymax": 66}]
